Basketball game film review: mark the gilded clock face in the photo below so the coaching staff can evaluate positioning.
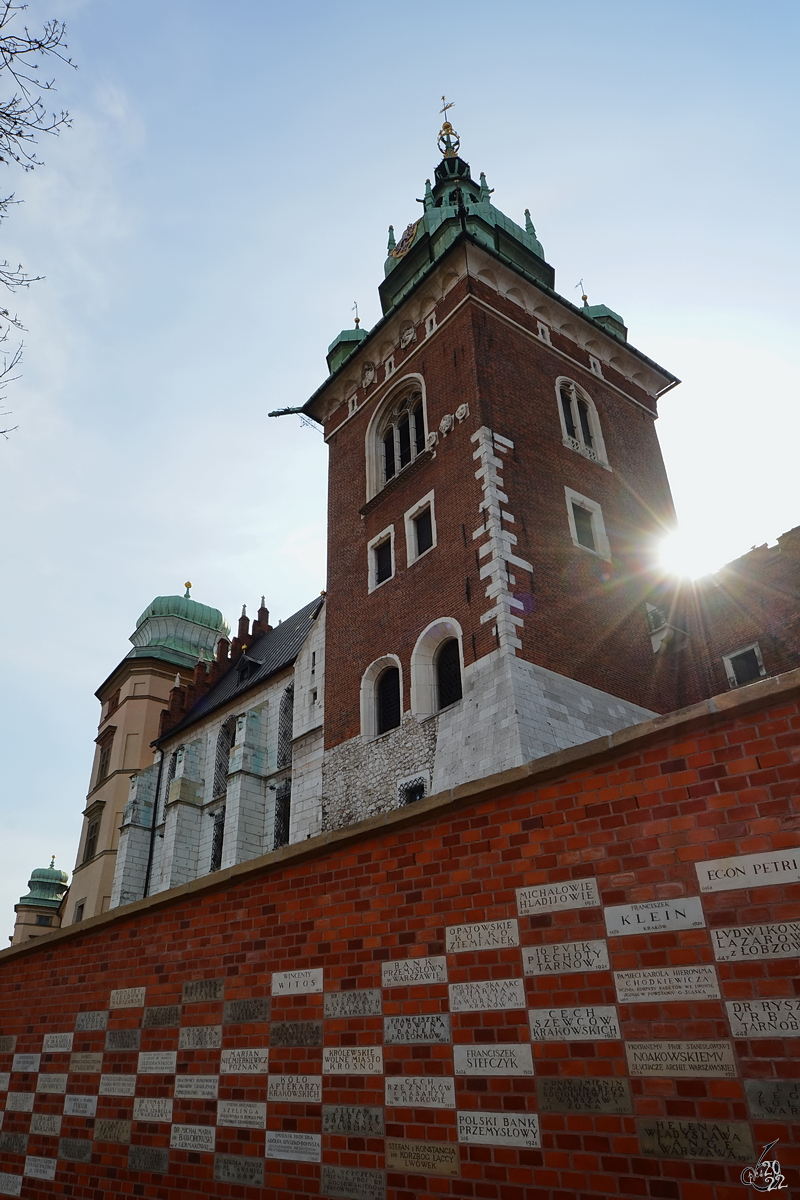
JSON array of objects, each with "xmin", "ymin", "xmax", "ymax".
[{"xmin": 390, "ymin": 220, "xmax": 420, "ymax": 260}]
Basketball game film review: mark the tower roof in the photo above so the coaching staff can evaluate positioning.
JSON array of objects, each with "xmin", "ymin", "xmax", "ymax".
[
  {"xmin": 128, "ymin": 587, "xmax": 230, "ymax": 669},
  {"xmin": 17, "ymin": 859, "xmax": 69, "ymax": 910}
]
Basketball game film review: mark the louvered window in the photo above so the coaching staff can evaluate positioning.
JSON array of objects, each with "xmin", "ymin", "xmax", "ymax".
[
  {"xmin": 274, "ymin": 780, "xmax": 291, "ymax": 849},
  {"xmin": 277, "ymin": 685, "xmax": 294, "ymax": 768},
  {"xmin": 210, "ymin": 808, "xmax": 225, "ymax": 872},
  {"xmin": 376, "ymin": 667, "xmax": 401, "ymax": 734},
  {"xmin": 213, "ymin": 718, "xmax": 236, "ymax": 798}
]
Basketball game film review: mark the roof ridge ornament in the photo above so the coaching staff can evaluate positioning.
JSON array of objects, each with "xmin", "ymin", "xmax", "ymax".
[{"xmin": 437, "ymin": 95, "xmax": 460, "ymax": 159}]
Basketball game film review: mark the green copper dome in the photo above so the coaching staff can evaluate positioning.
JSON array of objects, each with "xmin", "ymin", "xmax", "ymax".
[
  {"xmin": 18, "ymin": 860, "xmax": 69, "ymax": 910},
  {"xmin": 128, "ymin": 587, "xmax": 230, "ymax": 668}
]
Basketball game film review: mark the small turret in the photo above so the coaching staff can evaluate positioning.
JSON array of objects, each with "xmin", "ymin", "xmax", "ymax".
[{"xmin": 11, "ymin": 857, "xmax": 69, "ymax": 944}]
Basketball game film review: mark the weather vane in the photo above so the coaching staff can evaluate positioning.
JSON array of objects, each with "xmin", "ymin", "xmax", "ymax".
[
  {"xmin": 438, "ymin": 95, "xmax": 460, "ymax": 159},
  {"xmin": 576, "ymin": 279, "xmax": 589, "ymax": 305},
  {"xmin": 352, "ymin": 300, "xmax": 360, "ymax": 328}
]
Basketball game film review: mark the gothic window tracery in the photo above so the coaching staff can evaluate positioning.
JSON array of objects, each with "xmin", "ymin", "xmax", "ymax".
[
  {"xmin": 380, "ymin": 392, "xmax": 426, "ymax": 486},
  {"xmin": 213, "ymin": 717, "xmax": 236, "ymax": 798},
  {"xmin": 556, "ymin": 378, "xmax": 607, "ymax": 465}
]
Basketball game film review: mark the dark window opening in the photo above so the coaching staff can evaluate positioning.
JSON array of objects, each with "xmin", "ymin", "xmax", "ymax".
[
  {"xmin": 274, "ymin": 780, "xmax": 291, "ymax": 849},
  {"xmin": 83, "ymin": 819, "xmax": 99, "ymax": 863},
  {"xmin": 560, "ymin": 388, "xmax": 576, "ymax": 439},
  {"xmin": 375, "ymin": 539, "xmax": 392, "ymax": 585},
  {"xmin": 398, "ymin": 414, "xmax": 411, "ymax": 467},
  {"xmin": 729, "ymin": 648, "xmax": 763, "ymax": 686},
  {"xmin": 383, "ymin": 430, "xmax": 395, "ymax": 481},
  {"xmin": 97, "ymin": 742, "xmax": 112, "ymax": 785},
  {"xmin": 36, "ymin": 915, "xmax": 52, "ymax": 927},
  {"xmin": 379, "ymin": 397, "xmax": 425, "ymax": 490},
  {"xmin": 377, "ymin": 667, "xmax": 401, "ymax": 734},
  {"xmin": 413, "ymin": 405, "xmax": 425, "ymax": 454},
  {"xmin": 577, "ymin": 399, "xmax": 594, "ymax": 448},
  {"xmin": 213, "ymin": 718, "xmax": 236, "ymax": 797},
  {"xmin": 399, "ymin": 777, "xmax": 427, "ymax": 806},
  {"xmin": 414, "ymin": 508, "xmax": 433, "ymax": 556},
  {"xmin": 210, "ymin": 807, "xmax": 226, "ymax": 872},
  {"xmin": 436, "ymin": 639, "xmax": 463, "ymax": 709},
  {"xmin": 73, "ymin": 902, "xmax": 85, "ymax": 923},
  {"xmin": 277, "ymin": 685, "xmax": 294, "ymax": 768},
  {"xmin": 572, "ymin": 504, "xmax": 596, "ymax": 552}
]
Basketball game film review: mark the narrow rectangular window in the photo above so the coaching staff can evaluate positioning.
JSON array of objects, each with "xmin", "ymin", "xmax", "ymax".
[
  {"xmin": 577, "ymin": 399, "xmax": 594, "ymax": 448},
  {"xmin": 572, "ymin": 503, "xmax": 596, "ymax": 552},
  {"xmin": 73, "ymin": 902, "xmax": 85, "ymax": 923},
  {"xmin": 560, "ymin": 391, "xmax": 576, "ymax": 439},
  {"xmin": 375, "ymin": 539, "xmax": 392, "ymax": 584},
  {"xmin": 310, "ymin": 651, "xmax": 316, "ymax": 676},
  {"xmin": 383, "ymin": 430, "xmax": 395, "ymax": 481},
  {"xmin": 414, "ymin": 507, "xmax": 433, "ymax": 556},
  {"xmin": 210, "ymin": 808, "xmax": 225, "ymax": 872},
  {"xmin": 97, "ymin": 742, "xmax": 112, "ymax": 785},
  {"xmin": 398, "ymin": 414, "xmax": 412, "ymax": 467},
  {"xmin": 413, "ymin": 406, "xmax": 425, "ymax": 454},
  {"xmin": 83, "ymin": 819, "xmax": 99, "ymax": 863}
]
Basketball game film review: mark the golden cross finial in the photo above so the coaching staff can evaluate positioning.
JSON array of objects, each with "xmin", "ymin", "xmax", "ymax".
[{"xmin": 440, "ymin": 95, "xmax": 454, "ymax": 118}]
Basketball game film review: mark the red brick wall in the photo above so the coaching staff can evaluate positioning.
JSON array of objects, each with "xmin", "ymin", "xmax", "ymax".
[{"xmin": 1, "ymin": 675, "xmax": 799, "ymax": 1199}]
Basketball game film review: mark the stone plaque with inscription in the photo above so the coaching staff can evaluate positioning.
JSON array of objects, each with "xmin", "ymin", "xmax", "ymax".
[
  {"xmin": 320, "ymin": 1165, "xmax": 385, "ymax": 1200},
  {"xmin": 265, "ymin": 1130, "xmax": 321, "ymax": 1162},
  {"xmin": 173, "ymin": 1074, "xmax": 218, "ymax": 1099},
  {"xmin": 30, "ymin": 1114, "xmax": 61, "ymax": 1137},
  {"xmin": 105, "ymin": 1029, "xmax": 140, "ymax": 1052},
  {"xmin": 453, "ymin": 1044, "xmax": 533, "ymax": 1075},
  {"xmin": 745, "ymin": 1079, "xmax": 800, "ymax": 1119},
  {"xmin": 36, "ymin": 1073, "xmax": 67, "ymax": 1094},
  {"xmin": 0, "ymin": 1173, "xmax": 21, "ymax": 1199},
  {"xmin": 109, "ymin": 987, "xmax": 146, "ymax": 1009},
  {"xmin": 99, "ymin": 1074, "xmax": 136, "ymax": 1096},
  {"xmin": 182, "ymin": 979, "xmax": 224, "ymax": 1004},
  {"xmin": 381, "ymin": 957, "xmax": 447, "ymax": 987},
  {"xmin": 219, "ymin": 1047, "xmax": 268, "ymax": 1074},
  {"xmin": 75, "ymin": 1011, "xmax": 107, "ymax": 1031},
  {"xmin": 324, "ymin": 990, "xmax": 382, "ymax": 1018},
  {"xmin": 58, "ymin": 1137, "xmax": 91, "ymax": 1163},
  {"xmin": 712, "ymin": 922, "xmax": 800, "ymax": 961},
  {"xmin": 637, "ymin": 1117, "xmax": 754, "ymax": 1162},
  {"xmin": 385, "ymin": 1139, "xmax": 459, "ymax": 1176},
  {"xmin": 178, "ymin": 1025, "xmax": 222, "ymax": 1050},
  {"xmin": 446, "ymin": 919, "xmax": 519, "ymax": 953},
  {"xmin": 216, "ymin": 1101, "xmax": 266, "ymax": 1129},
  {"xmin": 69, "ymin": 1052, "xmax": 103, "ymax": 1074},
  {"xmin": 384, "ymin": 1014, "xmax": 450, "ymax": 1044},
  {"xmin": 214, "ymin": 1154, "xmax": 265, "ymax": 1185},
  {"xmin": 222, "ymin": 997, "xmax": 270, "ymax": 1024},
  {"xmin": 529, "ymin": 1005, "xmax": 620, "ymax": 1041},
  {"xmin": 137, "ymin": 1051, "xmax": 176, "ymax": 1074},
  {"xmin": 42, "ymin": 1033, "xmax": 73, "ymax": 1053},
  {"xmin": 133, "ymin": 1097, "xmax": 172, "ymax": 1122},
  {"xmin": 696, "ymin": 849, "xmax": 800, "ymax": 893},
  {"xmin": 614, "ymin": 965, "xmax": 720, "ymax": 1003},
  {"xmin": 272, "ymin": 968, "xmax": 323, "ymax": 995},
  {"xmin": 94, "ymin": 1119, "xmax": 131, "ymax": 1144},
  {"xmin": 385, "ymin": 1075, "xmax": 455, "ymax": 1108},
  {"xmin": 0, "ymin": 1037, "xmax": 16, "ymax": 1054},
  {"xmin": 726, "ymin": 998, "xmax": 800, "ymax": 1037},
  {"xmin": 270, "ymin": 1020, "xmax": 323, "ymax": 1047},
  {"xmin": 449, "ymin": 979, "xmax": 526, "ymax": 1012},
  {"xmin": 12, "ymin": 1054, "xmax": 39, "ymax": 1073},
  {"xmin": 604, "ymin": 897, "xmax": 705, "ymax": 936},
  {"xmin": 457, "ymin": 1111, "xmax": 540, "ymax": 1147},
  {"xmin": 63, "ymin": 1095, "xmax": 97, "ymax": 1117},
  {"xmin": 267, "ymin": 1073, "xmax": 322, "ymax": 1103},
  {"xmin": 170, "ymin": 1123, "xmax": 215, "ymax": 1152},
  {"xmin": 5, "ymin": 1094, "xmax": 34, "ymax": 1112},
  {"xmin": 517, "ymin": 878, "xmax": 600, "ymax": 914},
  {"xmin": 536, "ymin": 1076, "xmax": 632, "ymax": 1113},
  {"xmin": 23, "ymin": 1156, "xmax": 56, "ymax": 1181},
  {"xmin": 128, "ymin": 1145, "xmax": 169, "ymax": 1173},
  {"xmin": 626, "ymin": 1041, "xmax": 737, "ymax": 1078},
  {"xmin": 0, "ymin": 1134, "xmax": 27, "ymax": 1155},
  {"xmin": 142, "ymin": 1006, "xmax": 181, "ymax": 1028},
  {"xmin": 322, "ymin": 1105, "xmax": 384, "ymax": 1136},
  {"xmin": 522, "ymin": 939, "xmax": 609, "ymax": 975},
  {"xmin": 323, "ymin": 1047, "xmax": 383, "ymax": 1074}
]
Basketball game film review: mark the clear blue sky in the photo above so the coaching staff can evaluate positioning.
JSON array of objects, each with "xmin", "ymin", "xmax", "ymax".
[{"xmin": 1, "ymin": 0, "xmax": 798, "ymax": 937}]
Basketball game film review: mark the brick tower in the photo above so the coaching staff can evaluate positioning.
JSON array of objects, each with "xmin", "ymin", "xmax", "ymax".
[{"xmin": 303, "ymin": 114, "xmax": 683, "ymax": 826}]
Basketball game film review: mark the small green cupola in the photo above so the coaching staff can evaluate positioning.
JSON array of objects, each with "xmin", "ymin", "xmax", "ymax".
[
  {"xmin": 582, "ymin": 300, "xmax": 628, "ymax": 342},
  {"xmin": 17, "ymin": 857, "xmax": 69, "ymax": 910},
  {"xmin": 326, "ymin": 318, "xmax": 368, "ymax": 374},
  {"xmin": 128, "ymin": 583, "xmax": 230, "ymax": 668}
]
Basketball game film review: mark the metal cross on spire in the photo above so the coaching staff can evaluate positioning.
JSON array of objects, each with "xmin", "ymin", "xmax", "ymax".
[
  {"xmin": 440, "ymin": 95, "xmax": 454, "ymax": 118},
  {"xmin": 438, "ymin": 95, "xmax": 460, "ymax": 159}
]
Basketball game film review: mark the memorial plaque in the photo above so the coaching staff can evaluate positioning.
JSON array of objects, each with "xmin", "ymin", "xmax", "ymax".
[
  {"xmin": 23, "ymin": 1156, "xmax": 56, "ymax": 1180},
  {"xmin": 11, "ymin": 1054, "xmax": 39, "ymax": 1073},
  {"xmin": 614, "ymin": 965, "xmax": 720, "ymax": 1003},
  {"xmin": 58, "ymin": 1137, "xmax": 91, "ymax": 1163},
  {"xmin": 216, "ymin": 1100, "xmax": 266, "ymax": 1129},
  {"xmin": 173, "ymin": 1075, "xmax": 218, "ymax": 1099},
  {"xmin": 726, "ymin": 998, "xmax": 800, "ymax": 1037},
  {"xmin": 219, "ymin": 1047, "xmax": 268, "ymax": 1074},
  {"xmin": 453, "ymin": 1044, "xmax": 533, "ymax": 1076},
  {"xmin": 170, "ymin": 1123, "xmax": 215, "ymax": 1152},
  {"xmin": 323, "ymin": 1047, "xmax": 383, "ymax": 1075},
  {"xmin": 75, "ymin": 1011, "xmax": 107, "ymax": 1031},
  {"xmin": 69, "ymin": 1052, "xmax": 103, "ymax": 1074},
  {"xmin": 0, "ymin": 1134, "xmax": 27, "ymax": 1155},
  {"xmin": 270, "ymin": 1020, "xmax": 323, "ymax": 1047},
  {"xmin": 696, "ymin": 849, "xmax": 800, "ymax": 893},
  {"xmin": 517, "ymin": 878, "xmax": 601, "ymax": 914},
  {"xmin": 604, "ymin": 897, "xmax": 705, "ymax": 937},
  {"xmin": 0, "ymin": 1173, "xmax": 21, "ymax": 1198},
  {"xmin": 382, "ymin": 957, "xmax": 447, "ymax": 987},
  {"xmin": 222, "ymin": 997, "xmax": 270, "ymax": 1024},
  {"xmin": 142, "ymin": 1006, "xmax": 181, "ymax": 1028},
  {"xmin": 5, "ymin": 1094, "xmax": 34, "ymax": 1112},
  {"xmin": 214, "ymin": 1153, "xmax": 265, "ymax": 1185},
  {"xmin": 529, "ymin": 1005, "xmax": 620, "ymax": 1041},
  {"xmin": 271, "ymin": 968, "xmax": 323, "ymax": 995},
  {"xmin": 267, "ymin": 1073, "xmax": 322, "ymax": 1103},
  {"xmin": 128, "ymin": 1145, "xmax": 169, "ymax": 1173},
  {"xmin": 446, "ymin": 919, "xmax": 519, "ymax": 953},
  {"xmin": 322, "ymin": 1105, "xmax": 384, "ymax": 1136},
  {"xmin": 321, "ymin": 1165, "xmax": 385, "ymax": 1200},
  {"xmin": 109, "ymin": 987, "xmax": 146, "ymax": 1009},
  {"xmin": 42, "ymin": 1032, "xmax": 73, "ymax": 1053},
  {"xmin": 133, "ymin": 1097, "xmax": 172, "ymax": 1122},
  {"xmin": 522, "ymin": 939, "xmax": 609, "ymax": 976},
  {"xmin": 36, "ymin": 1073, "xmax": 68, "ymax": 1094},
  {"xmin": 30, "ymin": 1114, "xmax": 61, "ymax": 1137},
  {"xmin": 712, "ymin": 921, "xmax": 800, "ymax": 961},
  {"xmin": 536, "ymin": 1076, "xmax": 632, "ymax": 1114},
  {"xmin": 385, "ymin": 1139, "xmax": 459, "ymax": 1176},
  {"xmin": 457, "ymin": 1111, "xmax": 540, "ymax": 1147},
  {"xmin": 105, "ymin": 1029, "xmax": 140, "ymax": 1052},
  {"xmin": 63, "ymin": 1094, "xmax": 97, "ymax": 1117},
  {"xmin": 637, "ymin": 1117, "xmax": 754, "ymax": 1162},
  {"xmin": 384, "ymin": 1014, "xmax": 450, "ymax": 1044},
  {"xmin": 99, "ymin": 1074, "xmax": 136, "ymax": 1096},
  {"xmin": 178, "ymin": 1025, "xmax": 222, "ymax": 1050},
  {"xmin": 94, "ymin": 1119, "xmax": 131, "ymax": 1143},
  {"xmin": 385, "ymin": 1076, "xmax": 456, "ymax": 1108},
  {"xmin": 0, "ymin": 1075, "xmax": 8, "ymax": 1091},
  {"xmin": 449, "ymin": 979, "xmax": 526, "ymax": 1012},
  {"xmin": 745, "ymin": 1079, "xmax": 800, "ymax": 1119},
  {"xmin": 137, "ymin": 1051, "xmax": 176, "ymax": 1074},
  {"xmin": 182, "ymin": 979, "xmax": 224, "ymax": 1004},
  {"xmin": 626, "ymin": 1041, "xmax": 737, "ymax": 1078},
  {"xmin": 265, "ymin": 1130, "xmax": 321, "ymax": 1162},
  {"xmin": 0, "ymin": 1038, "xmax": 16, "ymax": 1054},
  {"xmin": 324, "ymin": 990, "xmax": 382, "ymax": 1018}
]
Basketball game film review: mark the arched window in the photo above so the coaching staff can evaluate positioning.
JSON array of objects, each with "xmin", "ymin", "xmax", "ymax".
[
  {"xmin": 379, "ymin": 391, "xmax": 426, "ymax": 487},
  {"xmin": 556, "ymin": 379, "xmax": 607, "ymax": 465},
  {"xmin": 360, "ymin": 655, "xmax": 403, "ymax": 739},
  {"xmin": 277, "ymin": 684, "xmax": 294, "ymax": 768},
  {"xmin": 212, "ymin": 717, "xmax": 236, "ymax": 798},
  {"xmin": 435, "ymin": 639, "xmax": 462, "ymax": 709},
  {"xmin": 376, "ymin": 667, "xmax": 401, "ymax": 734}
]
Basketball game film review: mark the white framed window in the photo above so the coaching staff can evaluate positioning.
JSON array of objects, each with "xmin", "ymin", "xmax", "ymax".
[
  {"xmin": 537, "ymin": 320, "xmax": 551, "ymax": 344},
  {"xmin": 410, "ymin": 618, "xmax": 464, "ymax": 719},
  {"xmin": 404, "ymin": 491, "xmax": 437, "ymax": 566},
  {"xmin": 365, "ymin": 374, "xmax": 429, "ymax": 500},
  {"xmin": 556, "ymin": 377, "xmax": 608, "ymax": 467},
  {"xmin": 384, "ymin": 355, "xmax": 395, "ymax": 379},
  {"xmin": 589, "ymin": 355, "xmax": 603, "ymax": 377},
  {"xmin": 723, "ymin": 643, "xmax": 766, "ymax": 688},
  {"xmin": 367, "ymin": 525, "xmax": 395, "ymax": 592},
  {"xmin": 564, "ymin": 487, "xmax": 611, "ymax": 561},
  {"xmin": 425, "ymin": 312, "xmax": 437, "ymax": 336},
  {"xmin": 360, "ymin": 655, "xmax": 403, "ymax": 740}
]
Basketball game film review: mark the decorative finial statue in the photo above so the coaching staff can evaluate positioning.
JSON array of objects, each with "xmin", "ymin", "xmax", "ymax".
[
  {"xmin": 184, "ymin": 581, "xmax": 192, "ymax": 598},
  {"xmin": 438, "ymin": 95, "xmax": 460, "ymax": 159},
  {"xmin": 50, "ymin": 855, "xmax": 56, "ymax": 869}
]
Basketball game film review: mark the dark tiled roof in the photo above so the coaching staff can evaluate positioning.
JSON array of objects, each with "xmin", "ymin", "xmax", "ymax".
[{"xmin": 158, "ymin": 595, "xmax": 324, "ymax": 742}]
